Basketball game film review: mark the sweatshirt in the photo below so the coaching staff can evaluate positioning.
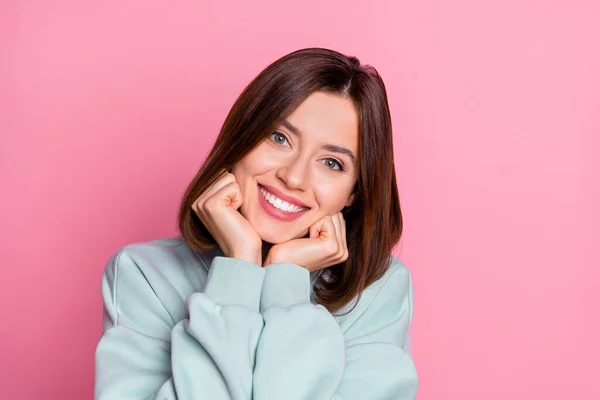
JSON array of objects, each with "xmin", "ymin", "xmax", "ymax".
[{"xmin": 94, "ymin": 236, "xmax": 418, "ymax": 399}]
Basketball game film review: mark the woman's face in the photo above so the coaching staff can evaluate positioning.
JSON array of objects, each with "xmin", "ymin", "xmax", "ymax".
[{"xmin": 231, "ymin": 90, "xmax": 359, "ymax": 244}]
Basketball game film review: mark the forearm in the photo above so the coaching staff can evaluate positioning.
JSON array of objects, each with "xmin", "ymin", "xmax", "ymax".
[{"xmin": 252, "ymin": 263, "xmax": 345, "ymax": 399}]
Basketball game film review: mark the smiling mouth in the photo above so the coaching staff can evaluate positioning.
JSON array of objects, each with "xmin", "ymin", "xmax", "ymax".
[{"xmin": 258, "ymin": 185, "xmax": 309, "ymax": 214}]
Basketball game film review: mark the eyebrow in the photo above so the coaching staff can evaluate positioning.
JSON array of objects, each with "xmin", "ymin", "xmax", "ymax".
[{"xmin": 280, "ymin": 119, "xmax": 357, "ymax": 165}]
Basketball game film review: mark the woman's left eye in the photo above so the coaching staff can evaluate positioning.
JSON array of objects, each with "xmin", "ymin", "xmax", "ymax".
[
  {"xmin": 270, "ymin": 132, "xmax": 289, "ymax": 146},
  {"xmin": 322, "ymin": 158, "xmax": 344, "ymax": 171}
]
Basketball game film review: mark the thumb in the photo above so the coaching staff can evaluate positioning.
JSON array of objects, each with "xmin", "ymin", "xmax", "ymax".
[
  {"xmin": 222, "ymin": 182, "xmax": 243, "ymax": 211},
  {"xmin": 309, "ymin": 225, "xmax": 320, "ymax": 239},
  {"xmin": 309, "ymin": 218, "xmax": 328, "ymax": 240}
]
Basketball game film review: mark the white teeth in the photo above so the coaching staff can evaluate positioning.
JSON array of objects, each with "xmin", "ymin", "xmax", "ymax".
[{"xmin": 260, "ymin": 186, "xmax": 307, "ymax": 214}]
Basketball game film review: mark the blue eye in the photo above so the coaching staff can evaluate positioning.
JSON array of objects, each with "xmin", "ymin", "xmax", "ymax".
[
  {"xmin": 270, "ymin": 132, "xmax": 289, "ymax": 146},
  {"xmin": 322, "ymin": 158, "xmax": 345, "ymax": 172}
]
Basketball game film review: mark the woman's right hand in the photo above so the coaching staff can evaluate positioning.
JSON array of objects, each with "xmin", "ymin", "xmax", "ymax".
[{"xmin": 192, "ymin": 170, "xmax": 262, "ymax": 265}]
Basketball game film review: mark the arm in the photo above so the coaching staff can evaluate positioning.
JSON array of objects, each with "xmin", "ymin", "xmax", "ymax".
[
  {"xmin": 94, "ymin": 248, "xmax": 265, "ymax": 400},
  {"xmin": 252, "ymin": 259, "xmax": 418, "ymax": 400}
]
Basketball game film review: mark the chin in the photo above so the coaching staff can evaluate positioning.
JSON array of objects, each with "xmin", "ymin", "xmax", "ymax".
[
  {"xmin": 241, "ymin": 206, "xmax": 311, "ymax": 243},
  {"xmin": 255, "ymin": 225, "xmax": 309, "ymax": 244},
  {"xmin": 257, "ymin": 230, "xmax": 299, "ymax": 244}
]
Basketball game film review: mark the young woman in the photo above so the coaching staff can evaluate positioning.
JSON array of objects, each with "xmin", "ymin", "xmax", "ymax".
[{"xmin": 95, "ymin": 47, "xmax": 418, "ymax": 399}]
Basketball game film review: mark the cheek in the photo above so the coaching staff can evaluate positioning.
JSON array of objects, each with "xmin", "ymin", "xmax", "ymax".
[
  {"xmin": 231, "ymin": 157, "xmax": 261, "ymax": 185},
  {"xmin": 238, "ymin": 146, "xmax": 281, "ymax": 174},
  {"xmin": 312, "ymin": 185, "xmax": 352, "ymax": 214}
]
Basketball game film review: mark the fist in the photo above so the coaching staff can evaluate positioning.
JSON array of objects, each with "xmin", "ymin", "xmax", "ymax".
[{"xmin": 263, "ymin": 212, "xmax": 348, "ymax": 271}]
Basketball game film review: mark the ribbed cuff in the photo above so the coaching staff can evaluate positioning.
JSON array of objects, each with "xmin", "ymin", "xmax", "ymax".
[
  {"xmin": 203, "ymin": 256, "xmax": 265, "ymax": 311},
  {"xmin": 260, "ymin": 263, "xmax": 311, "ymax": 312}
]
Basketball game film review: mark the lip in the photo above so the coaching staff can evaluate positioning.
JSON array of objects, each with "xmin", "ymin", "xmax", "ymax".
[
  {"xmin": 258, "ymin": 185, "xmax": 310, "ymax": 222},
  {"xmin": 259, "ymin": 183, "xmax": 310, "ymax": 208}
]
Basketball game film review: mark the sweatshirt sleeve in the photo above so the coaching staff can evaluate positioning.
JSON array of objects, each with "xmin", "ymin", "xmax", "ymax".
[
  {"xmin": 252, "ymin": 260, "xmax": 418, "ymax": 400},
  {"xmin": 94, "ymin": 249, "xmax": 265, "ymax": 400}
]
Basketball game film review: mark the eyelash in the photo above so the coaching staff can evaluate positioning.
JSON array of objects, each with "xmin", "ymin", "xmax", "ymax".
[{"xmin": 269, "ymin": 131, "xmax": 346, "ymax": 172}]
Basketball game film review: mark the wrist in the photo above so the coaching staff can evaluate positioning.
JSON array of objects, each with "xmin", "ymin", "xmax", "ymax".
[
  {"xmin": 232, "ymin": 250, "xmax": 261, "ymax": 266},
  {"xmin": 263, "ymin": 247, "xmax": 281, "ymax": 266}
]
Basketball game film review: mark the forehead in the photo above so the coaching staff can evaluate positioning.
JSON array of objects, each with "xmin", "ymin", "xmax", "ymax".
[{"xmin": 284, "ymin": 91, "xmax": 359, "ymax": 153}]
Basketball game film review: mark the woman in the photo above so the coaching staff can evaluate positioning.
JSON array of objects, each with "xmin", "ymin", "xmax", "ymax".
[{"xmin": 95, "ymin": 47, "xmax": 418, "ymax": 399}]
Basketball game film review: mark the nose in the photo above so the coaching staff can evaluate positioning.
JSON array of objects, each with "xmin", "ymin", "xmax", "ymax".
[{"xmin": 275, "ymin": 153, "xmax": 310, "ymax": 191}]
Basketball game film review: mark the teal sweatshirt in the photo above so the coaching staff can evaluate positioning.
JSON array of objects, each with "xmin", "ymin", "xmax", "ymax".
[{"xmin": 94, "ymin": 236, "xmax": 418, "ymax": 399}]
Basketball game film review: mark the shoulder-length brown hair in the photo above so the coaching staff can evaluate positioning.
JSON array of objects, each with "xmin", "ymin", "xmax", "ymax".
[{"xmin": 178, "ymin": 47, "xmax": 402, "ymax": 314}]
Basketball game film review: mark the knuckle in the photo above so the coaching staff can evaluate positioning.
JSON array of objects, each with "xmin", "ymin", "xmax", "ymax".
[
  {"xmin": 191, "ymin": 198, "xmax": 202, "ymax": 213},
  {"xmin": 326, "ymin": 240, "xmax": 339, "ymax": 255},
  {"xmin": 203, "ymin": 198, "xmax": 217, "ymax": 214},
  {"xmin": 223, "ymin": 179, "xmax": 237, "ymax": 191},
  {"xmin": 342, "ymin": 250, "xmax": 349, "ymax": 262},
  {"xmin": 224, "ymin": 173, "xmax": 236, "ymax": 183}
]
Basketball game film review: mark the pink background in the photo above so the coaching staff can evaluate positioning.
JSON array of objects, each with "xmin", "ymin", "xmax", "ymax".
[{"xmin": 1, "ymin": 1, "xmax": 599, "ymax": 399}]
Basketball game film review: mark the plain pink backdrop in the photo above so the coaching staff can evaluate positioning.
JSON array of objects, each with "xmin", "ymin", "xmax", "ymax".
[{"xmin": 1, "ymin": 1, "xmax": 599, "ymax": 399}]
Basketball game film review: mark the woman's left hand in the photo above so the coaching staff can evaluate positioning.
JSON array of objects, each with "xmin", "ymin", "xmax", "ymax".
[{"xmin": 262, "ymin": 212, "xmax": 348, "ymax": 272}]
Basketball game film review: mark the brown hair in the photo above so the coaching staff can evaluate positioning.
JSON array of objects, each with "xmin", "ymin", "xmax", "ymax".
[{"xmin": 177, "ymin": 47, "xmax": 403, "ymax": 314}]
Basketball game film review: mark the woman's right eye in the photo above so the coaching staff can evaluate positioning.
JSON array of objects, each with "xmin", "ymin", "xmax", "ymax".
[{"xmin": 270, "ymin": 131, "xmax": 290, "ymax": 146}]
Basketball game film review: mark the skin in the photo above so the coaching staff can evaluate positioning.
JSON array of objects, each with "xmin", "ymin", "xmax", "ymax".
[
  {"xmin": 192, "ymin": 90, "xmax": 360, "ymax": 271},
  {"xmin": 230, "ymin": 90, "xmax": 359, "ymax": 268}
]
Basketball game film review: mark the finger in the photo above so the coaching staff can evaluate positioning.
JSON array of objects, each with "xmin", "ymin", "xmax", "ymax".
[
  {"xmin": 309, "ymin": 216, "xmax": 326, "ymax": 239},
  {"xmin": 321, "ymin": 216, "xmax": 336, "ymax": 239},
  {"xmin": 210, "ymin": 181, "xmax": 243, "ymax": 210},
  {"xmin": 331, "ymin": 213, "xmax": 346, "ymax": 259},
  {"xmin": 193, "ymin": 171, "xmax": 235, "ymax": 211},
  {"xmin": 309, "ymin": 221, "xmax": 320, "ymax": 239},
  {"xmin": 339, "ymin": 212, "xmax": 348, "ymax": 259},
  {"xmin": 205, "ymin": 171, "xmax": 235, "ymax": 200},
  {"xmin": 198, "ymin": 182, "xmax": 244, "ymax": 252},
  {"xmin": 330, "ymin": 213, "xmax": 343, "ymax": 247},
  {"xmin": 320, "ymin": 216, "xmax": 339, "ymax": 255}
]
